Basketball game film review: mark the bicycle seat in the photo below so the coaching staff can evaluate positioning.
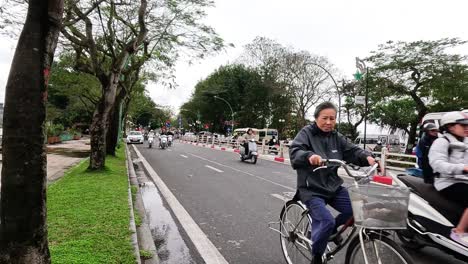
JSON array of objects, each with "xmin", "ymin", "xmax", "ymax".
[{"xmin": 397, "ymin": 175, "xmax": 463, "ymax": 225}]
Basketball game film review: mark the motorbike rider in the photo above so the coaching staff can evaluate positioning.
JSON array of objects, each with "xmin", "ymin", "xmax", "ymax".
[
  {"xmin": 417, "ymin": 123, "xmax": 439, "ymax": 184},
  {"xmin": 159, "ymin": 131, "xmax": 167, "ymax": 146},
  {"xmin": 289, "ymin": 102, "xmax": 377, "ymax": 264},
  {"xmin": 242, "ymin": 128, "xmax": 256, "ymax": 156},
  {"xmin": 429, "ymin": 111, "xmax": 468, "ymax": 247}
]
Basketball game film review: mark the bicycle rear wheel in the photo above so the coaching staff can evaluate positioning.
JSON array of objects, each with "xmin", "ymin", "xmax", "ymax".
[
  {"xmin": 345, "ymin": 232, "xmax": 414, "ymax": 264},
  {"xmin": 279, "ymin": 200, "xmax": 312, "ymax": 264}
]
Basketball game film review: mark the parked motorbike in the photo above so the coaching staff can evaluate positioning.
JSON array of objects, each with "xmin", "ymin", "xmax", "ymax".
[
  {"xmin": 148, "ymin": 136, "xmax": 154, "ymax": 148},
  {"xmin": 240, "ymin": 139, "xmax": 258, "ymax": 164},
  {"xmin": 160, "ymin": 135, "xmax": 168, "ymax": 149},
  {"xmin": 395, "ymin": 174, "xmax": 468, "ymax": 261}
]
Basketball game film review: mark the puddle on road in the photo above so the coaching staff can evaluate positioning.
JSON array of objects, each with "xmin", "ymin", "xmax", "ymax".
[{"xmin": 140, "ymin": 182, "xmax": 196, "ymax": 264}]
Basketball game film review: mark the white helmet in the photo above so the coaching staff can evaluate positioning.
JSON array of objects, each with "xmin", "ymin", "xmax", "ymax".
[{"xmin": 440, "ymin": 111, "xmax": 468, "ymax": 127}]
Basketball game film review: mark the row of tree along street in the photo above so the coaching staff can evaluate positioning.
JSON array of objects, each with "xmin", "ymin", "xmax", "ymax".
[
  {"xmin": 0, "ymin": 1, "xmax": 467, "ymax": 262},
  {"xmin": 181, "ymin": 37, "xmax": 468, "ymax": 151},
  {"xmin": 0, "ymin": 0, "xmax": 226, "ymax": 262}
]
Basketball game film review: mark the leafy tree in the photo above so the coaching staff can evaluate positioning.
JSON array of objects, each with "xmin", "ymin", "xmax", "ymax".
[
  {"xmin": 127, "ymin": 91, "xmax": 171, "ymax": 130},
  {"xmin": 336, "ymin": 122, "xmax": 359, "ymax": 141},
  {"xmin": 55, "ymin": 0, "xmax": 226, "ymax": 169},
  {"xmin": 0, "ymin": 1, "xmax": 63, "ymax": 263},
  {"xmin": 47, "ymin": 59, "xmax": 101, "ymax": 129},
  {"xmin": 340, "ymin": 80, "xmax": 366, "ymax": 134},
  {"xmin": 282, "ymin": 51, "xmax": 332, "ymax": 127},
  {"xmin": 240, "ymin": 37, "xmax": 335, "ymax": 130},
  {"xmin": 181, "ymin": 64, "xmax": 269, "ymax": 133},
  {"xmin": 366, "ymin": 38, "xmax": 468, "ymax": 152}
]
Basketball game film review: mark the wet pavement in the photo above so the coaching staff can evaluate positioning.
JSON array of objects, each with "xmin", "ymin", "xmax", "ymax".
[
  {"xmin": 140, "ymin": 182, "xmax": 196, "ymax": 264},
  {"xmin": 129, "ymin": 147, "xmax": 201, "ymax": 264}
]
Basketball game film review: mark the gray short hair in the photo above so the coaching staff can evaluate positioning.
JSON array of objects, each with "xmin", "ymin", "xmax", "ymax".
[{"xmin": 314, "ymin": 102, "xmax": 338, "ymax": 119}]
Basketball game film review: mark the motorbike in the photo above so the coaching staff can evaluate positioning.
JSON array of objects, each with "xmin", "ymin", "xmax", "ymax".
[
  {"xmin": 240, "ymin": 139, "xmax": 258, "ymax": 164},
  {"xmin": 267, "ymin": 138, "xmax": 279, "ymax": 155},
  {"xmin": 148, "ymin": 136, "xmax": 154, "ymax": 148},
  {"xmin": 159, "ymin": 135, "xmax": 168, "ymax": 149},
  {"xmin": 168, "ymin": 135, "xmax": 173, "ymax": 147},
  {"xmin": 395, "ymin": 174, "xmax": 468, "ymax": 261}
]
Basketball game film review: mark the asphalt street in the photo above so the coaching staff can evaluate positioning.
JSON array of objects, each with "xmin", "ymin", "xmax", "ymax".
[{"xmin": 135, "ymin": 141, "xmax": 465, "ymax": 264}]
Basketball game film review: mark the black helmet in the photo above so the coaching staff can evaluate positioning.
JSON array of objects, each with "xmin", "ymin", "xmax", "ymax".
[{"xmin": 423, "ymin": 123, "xmax": 438, "ymax": 132}]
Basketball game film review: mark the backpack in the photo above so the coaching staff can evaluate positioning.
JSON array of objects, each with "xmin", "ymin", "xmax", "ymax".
[
  {"xmin": 427, "ymin": 136, "xmax": 452, "ymax": 181},
  {"xmin": 415, "ymin": 145, "xmax": 423, "ymax": 168}
]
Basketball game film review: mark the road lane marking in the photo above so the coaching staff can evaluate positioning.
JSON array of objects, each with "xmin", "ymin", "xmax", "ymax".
[
  {"xmin": 205, "ymin": 165, "xmax": 224, "ymax": 173},
  {"xmin": 180, "ymin": 154, "xmax": 188, "ymax": 158},
  {"xmin": 271, "ymin": 193, "xmax": 289, "ymax": 202},
  {"xmin": 167, "ymin": 149, "xmax": 172, "ymax": 152},
  {"xmin": 188, "ymin": 152, "xmax": 295, "ymax": 191},
  {"xmin": 132, "ymin": 145, "xmax": 228, "ymax": 264}
]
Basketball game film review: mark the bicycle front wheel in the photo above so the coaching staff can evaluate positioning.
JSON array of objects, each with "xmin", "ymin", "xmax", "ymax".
[
  {"xmin": 345, "ymin": 232, "xmax": 414, "ymax": 264},
  {"xmin": 279, "ymin": 200, "xmax": 312, "ymax": 264}
]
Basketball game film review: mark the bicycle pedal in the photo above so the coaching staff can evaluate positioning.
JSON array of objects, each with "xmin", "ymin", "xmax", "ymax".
[{"xmin": 328, "ymin": 233, "xmax": 343, "ymax": 245}]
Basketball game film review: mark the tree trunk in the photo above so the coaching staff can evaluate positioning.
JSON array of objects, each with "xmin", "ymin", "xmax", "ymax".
[
  {"xmin": 0, "ymin": 1, "xmax": 63, "ymax": 263},
  {"xmin": 88, "ymin": 73, "xmax": 120, "ymax": 170},
  {"xmin": 405, "ymin": 109, "xmax": 427, "ymax": 154},
  {"xmin": 106, "ymin": 89, "xmax": 126, "ymax": 155},
  {"xmin": 106, "ymin": 103, "xmax": 119, "ymax": 156},
  {"xmin": 405, "ymin": 121, "xmax": 418, "ymax": 154},
  {"xmin": 122, "ymin": 97, "xmax": 131, "ymax": 137}
]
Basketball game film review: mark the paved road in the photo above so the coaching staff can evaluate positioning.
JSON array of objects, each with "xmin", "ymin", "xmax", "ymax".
[{"xmin": 136, "ymin": 142, "xmax": 465, "ymax": 264}]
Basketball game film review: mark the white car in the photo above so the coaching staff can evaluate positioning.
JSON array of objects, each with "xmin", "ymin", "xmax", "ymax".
[{"xmin": 126, "ymin": 131, "xmax": 144, "ymax": 144}]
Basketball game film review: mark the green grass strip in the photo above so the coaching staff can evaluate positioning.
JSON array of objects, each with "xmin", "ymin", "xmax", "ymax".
[{"xmin": 48, "ymin": 147, "xmax": 136, "ymax": 264}]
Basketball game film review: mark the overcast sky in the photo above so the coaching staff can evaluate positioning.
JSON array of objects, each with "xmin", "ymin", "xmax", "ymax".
[{"xmin": 0, "ymin": 0, "xmax": 467, "ymax": 120}]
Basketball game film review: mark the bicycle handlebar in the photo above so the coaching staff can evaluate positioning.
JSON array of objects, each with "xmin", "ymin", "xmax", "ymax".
[{"xmin": 312, "ymin": 159, "xmax": 379, "ymax": 180}]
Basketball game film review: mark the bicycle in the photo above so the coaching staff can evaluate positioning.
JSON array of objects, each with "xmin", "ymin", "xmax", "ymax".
[{"xmin": 269, "ymin": 159, "xmax": 414, "ymax": 264}]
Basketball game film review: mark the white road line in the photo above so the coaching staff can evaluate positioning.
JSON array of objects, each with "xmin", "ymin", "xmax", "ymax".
[
  {"xmin": 188, "ymin": 152, "xmax": 295, "ymax": 191},
  {"xmin": 180, "ymin": 154, "xmax": 188, "ymax": 158},
  {"xmin": 167, "ymin": 149, "xmax": 173, "ymax": 152},
  {"xmin": 271, "ymin": 193, "xmax": 289, "ymax": 202},
  {"xmin": 205, "ymin": 165, "xmax": 224, "ymax": 173},
  {"xmin": 132, "ymin": 145, "xmax": 228, "ymax": 264}
]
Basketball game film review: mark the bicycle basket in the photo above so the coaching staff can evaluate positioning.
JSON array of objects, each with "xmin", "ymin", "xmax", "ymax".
[{"xmin": 348, "ymin": 184, "xmax": 410, "ymax": 229}]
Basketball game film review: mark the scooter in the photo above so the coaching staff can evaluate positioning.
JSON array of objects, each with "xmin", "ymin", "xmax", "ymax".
[
  {"xmin": 160, "ymin": 135, "xmax": 168, "ymax": 149},
  {"xmin": 240, "ymin": 139, "xmax": 258, "ymax": 164},
  {"xmin": 395, "ymin": 174, "xmax": 468, "ymax": 261},
  {"xmin": 148, "ymin": 136, "xmax": 154, "ymax": 148},
  {"xmin": 168, "ymin": 135, "xmax": 173, "ymax": 147}
]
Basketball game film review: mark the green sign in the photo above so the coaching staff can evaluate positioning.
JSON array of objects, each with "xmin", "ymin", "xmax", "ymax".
[{"xmin": 353, "ymin": 70, "xmax": 363, "ymax": 80}]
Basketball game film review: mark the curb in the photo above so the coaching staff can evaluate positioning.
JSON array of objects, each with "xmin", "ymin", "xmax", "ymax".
[
  {"xmin": 274, "ymin": 157, "xmax": 285, "ymax": 162},
  {"xmin": 126, "ymin": 146, "xmax": 159, "ymax": 264},
  {"xmin": 179, "ymin": 140, "xmax": 291, "ymax": 165}
]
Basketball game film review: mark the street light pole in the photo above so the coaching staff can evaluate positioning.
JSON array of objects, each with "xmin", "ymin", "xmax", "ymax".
[
  {"xmin": 355, "ymin": 57, "xmax": 368, "ymax": 150},
  {"xmin": 214, "ymin": 95, "xmax": 235, "ymax": 135}
]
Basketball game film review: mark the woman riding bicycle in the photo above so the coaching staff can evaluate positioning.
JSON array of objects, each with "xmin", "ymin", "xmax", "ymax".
[{"xmin": 289, "ymin": 102, "xmax": 377, "ymax": 264}]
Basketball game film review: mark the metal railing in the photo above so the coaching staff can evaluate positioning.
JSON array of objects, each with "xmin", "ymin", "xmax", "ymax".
[
  {"xmin": 179, "ymin": 135, "xmax": 417, "ymax": 171},
  {"xmin": 372, "ymin": 148, "xmax": 417, "ymax": 172}
]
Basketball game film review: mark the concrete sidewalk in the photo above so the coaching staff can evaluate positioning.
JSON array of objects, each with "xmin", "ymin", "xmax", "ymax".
[
  {"xmin": 46, "ymin": 137, "xmax": 91, "ymax": 182},
  {"xmin": 0, "ymin": 137, "xmax": 91, "ymax": 187}
]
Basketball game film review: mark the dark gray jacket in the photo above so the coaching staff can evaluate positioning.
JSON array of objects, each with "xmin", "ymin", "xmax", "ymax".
[{"xmin": 289, "ymin": 123, "xmax": 371, "ymax": 202}]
